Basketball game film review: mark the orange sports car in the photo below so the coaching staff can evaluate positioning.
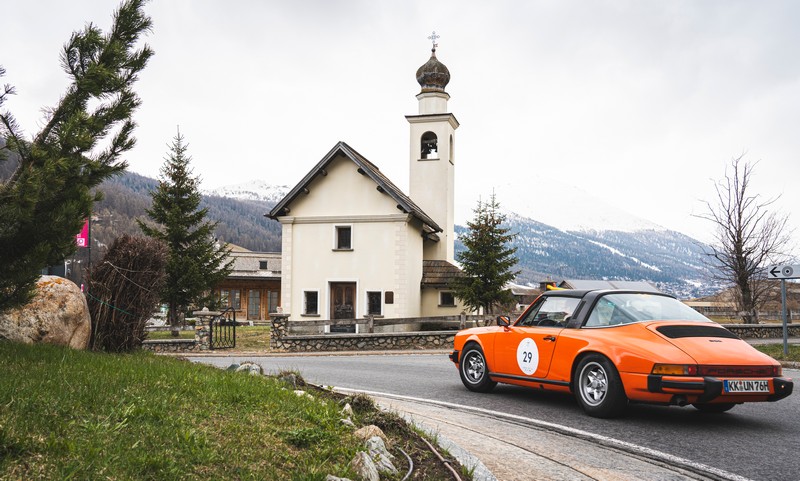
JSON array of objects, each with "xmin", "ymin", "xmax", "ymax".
[{"xmin": 449, "ymin": 289, "xmax": 793, "ymax": 418}]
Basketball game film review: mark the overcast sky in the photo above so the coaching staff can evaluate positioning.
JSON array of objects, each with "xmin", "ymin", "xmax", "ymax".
[{"xmin": 2, "ymin": 1, "xmax": 799, "ymax": 248}]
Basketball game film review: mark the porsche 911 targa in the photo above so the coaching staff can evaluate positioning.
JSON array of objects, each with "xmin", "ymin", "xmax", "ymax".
[{"xmin": 450, "ymin": 289, "xmax": 793, "ymax": 418}]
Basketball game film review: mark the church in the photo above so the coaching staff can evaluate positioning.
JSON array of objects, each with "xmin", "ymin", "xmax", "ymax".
[{"xmin": 268, "ymin": 42, "xmax": 466, "ymax": 327}]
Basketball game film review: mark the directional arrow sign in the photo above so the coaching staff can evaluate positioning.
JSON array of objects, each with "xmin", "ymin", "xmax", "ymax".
[{"xmin": 767, "ymin": 264, "xmax": 800, "ymax": 279}]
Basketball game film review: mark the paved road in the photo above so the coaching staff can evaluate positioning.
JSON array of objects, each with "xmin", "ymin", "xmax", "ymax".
[{"xmin": 188, "ymin": 353, "xmax": 799, "ymax": 481}]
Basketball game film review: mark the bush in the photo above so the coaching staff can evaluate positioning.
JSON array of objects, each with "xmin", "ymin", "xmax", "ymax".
[{"xmin": 87, "ymin": 235, "xmax": 167, "ymax": 352}]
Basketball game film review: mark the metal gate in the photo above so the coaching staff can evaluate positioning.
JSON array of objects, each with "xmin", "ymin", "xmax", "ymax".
[{"xmin": 210, "ymin": 307, "xmax": 236, "ymax": 349}]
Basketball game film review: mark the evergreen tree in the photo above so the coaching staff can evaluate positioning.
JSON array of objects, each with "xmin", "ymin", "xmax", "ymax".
[
  {"xmin": 452, "ymin": 194, "xmax": 520, "ymax": 314},
  {"xmin": 0, "ymin": 1, "xmax": 153, "ymax": 312},
  {"xmin": 138, "ymin": 131, "xmax": 233, "ymax": 329}
]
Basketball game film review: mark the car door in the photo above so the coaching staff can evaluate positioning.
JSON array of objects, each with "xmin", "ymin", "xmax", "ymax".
[{"xmin": 493, "ymin": 296, "xmax": 581, "ymax": 379}]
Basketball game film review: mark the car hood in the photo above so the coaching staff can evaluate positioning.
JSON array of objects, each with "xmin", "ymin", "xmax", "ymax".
[{"xmin": 645, "ymin": 322, "xmax": 777, "ymax": 365}]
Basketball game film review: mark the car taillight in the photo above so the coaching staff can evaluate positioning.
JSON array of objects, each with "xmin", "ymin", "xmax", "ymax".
[
  {"xmin": 697, "ymin": 365, "xmax": 781, "ymax": 377},
  {"xmin": 652, "ymin": 364, "xmax": 697, "ymax": 376}
]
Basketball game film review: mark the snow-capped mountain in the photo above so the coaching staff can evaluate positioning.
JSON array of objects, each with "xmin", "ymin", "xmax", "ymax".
[
  {"xmin": 203, "ymin": 180, "xmax": 289, "ymax": 203},
  {"xmin": 456, "ymin": 176, "xmax": 665, "ymax": 234},
  {"xmin": 206, "ymin": 178, "xmax": 717, "ymax": 297}
]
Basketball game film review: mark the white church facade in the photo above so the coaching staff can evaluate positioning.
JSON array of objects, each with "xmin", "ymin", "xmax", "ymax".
[{"xmin": 268, "ymin": 44, "xmax": 466, "ymax": 325}]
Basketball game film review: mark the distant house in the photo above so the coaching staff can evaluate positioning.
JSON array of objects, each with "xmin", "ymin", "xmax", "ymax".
[
  {"xmin": 212, "ymin": 245, "xmax": 280, "ymax": 321},
  {"xmin": 267, "ymin": 45, "xmax": 467, "ymax": 326},
  {"xmin": 558, "ymin": 279, "xmax": 661, "ymax": 293}
]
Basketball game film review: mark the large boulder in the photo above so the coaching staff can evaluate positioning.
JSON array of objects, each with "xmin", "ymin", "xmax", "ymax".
[{"xmin": 0, "ymin": 276, "xmax": 91, "ymax": 349}]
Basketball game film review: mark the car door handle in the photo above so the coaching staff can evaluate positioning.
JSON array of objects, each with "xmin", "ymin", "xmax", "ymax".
[{"xmin": 543, "ymin": 336, "xmax": 556, "ymax": 342}]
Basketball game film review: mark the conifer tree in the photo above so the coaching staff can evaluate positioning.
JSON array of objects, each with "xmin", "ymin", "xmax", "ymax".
[
  {"xmin": 452, "ymin": 194, "xmax": 519, "ymax": 314},
  {"xmin": 0, "ymin": 1, "xmax": 153, "ymax": 312},
  {"xmin": 138, "ymin": 131, "xmax": 233, "ymax": 330}
]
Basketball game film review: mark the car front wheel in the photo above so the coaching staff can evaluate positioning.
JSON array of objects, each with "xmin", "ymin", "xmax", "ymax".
[
  {"xmin": 574, "ymin": 354, "xmax": 627, "ymax": 418},
  {"xmin": 459, "ymin": 344, "xmax": 497, "ymax": 393}
]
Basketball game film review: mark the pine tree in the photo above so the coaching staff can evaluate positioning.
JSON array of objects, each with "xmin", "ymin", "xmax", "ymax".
[
  {"xmin": 138, "ymin": 131, "xmax": 233, "ymax": 330},
  {"xmin": 452, "ymin": 194, "xmax": 520, "ymax": 314},
  {"xmin": 0, "ymin": 1, "xmax": 153, "ymax": 312}
]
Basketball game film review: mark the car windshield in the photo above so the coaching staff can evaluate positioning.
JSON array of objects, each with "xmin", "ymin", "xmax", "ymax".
[{"xmin": 584, "ymin": 293, "xmax": 711, "ymax": 327}]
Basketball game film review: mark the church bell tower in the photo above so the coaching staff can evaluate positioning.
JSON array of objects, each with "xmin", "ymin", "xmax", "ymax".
[{"xmin": 406, "ymin": 32, "xmax": 459, "ymax": 262}]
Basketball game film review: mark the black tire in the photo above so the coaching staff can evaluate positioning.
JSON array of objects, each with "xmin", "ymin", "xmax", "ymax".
[
  {"xmin": 574, "ymin": 354, "xmax": 628, "ymax": 418},
  {"xmin": 459, "ymin": 344, "xmax": 497, "ymax": 393},
  {"xmin": 692, "ymin": 403, "xmax": 736, "ymax": 413}
]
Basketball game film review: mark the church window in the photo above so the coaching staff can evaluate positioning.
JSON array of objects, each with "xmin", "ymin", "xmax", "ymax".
[
  {"xmin": 367, "ymin": 291, "xmax": 382, "ymax": 316},
  {"xmin": 335, "ymin": 225, "xmax": 352, "ymax": 250},
  {"xmin": 440, "ymin": 291, "xmax": 456, "ymax": 307},
  {"xmin": 303, "ymin": 291, "xmax": 319, "ymax": 315},
  {"xmin": 420, "ymin": 131, "xmax": 438, "ymax": 159}
]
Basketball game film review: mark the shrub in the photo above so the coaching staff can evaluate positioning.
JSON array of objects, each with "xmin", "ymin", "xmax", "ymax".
[{"xmin": 87, "ymin": 235, "xmax": 167, "ymax": 351}]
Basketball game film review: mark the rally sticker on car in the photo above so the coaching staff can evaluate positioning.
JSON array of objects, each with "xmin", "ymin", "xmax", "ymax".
[
  {"xmin": 724, "ymin": 379, "xmax": 770, "ymax": 393},
  {"xmin": 517, "ymin": 337, "xmax": 539, "ymax": 375}
]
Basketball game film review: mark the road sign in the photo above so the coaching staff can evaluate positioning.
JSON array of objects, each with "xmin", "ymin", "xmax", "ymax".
[{"xmin": 766, "ymin": 264, "xmax": 800, "ymax": 279}]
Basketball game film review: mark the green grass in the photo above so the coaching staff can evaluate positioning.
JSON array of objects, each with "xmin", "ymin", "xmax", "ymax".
[
  {"xmin": 0, "ymin": 341, "xmax": 360, "ymax": 480},
  {"xmin": 146, "ymin": 329, "xmax": 195, "ymax": 340},
  {"xmin": 753, "ymin": 343, "xmax": 800, "ymax": 362},
  {"xmin": 146, "ymin": 326, "xmax": 271, "ymax": 350},
  {"xmin": 233, "ymin": 325, "xmax": 271, "ymax": 350}
]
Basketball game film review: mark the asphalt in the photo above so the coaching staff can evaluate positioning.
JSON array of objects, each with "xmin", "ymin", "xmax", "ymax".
[{"xmin": 184, "ymin": 338, "xmax": 799, "ymax": 481}]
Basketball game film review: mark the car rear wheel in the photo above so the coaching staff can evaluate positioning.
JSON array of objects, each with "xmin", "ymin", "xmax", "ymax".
[
  {"xmin": 574, "ymin": 354, "xmax": 627, "ymax": 418},
  {"xmin": 692, "ymin": 403, "xmax": 736, "ymax": 413},
  {"xmin": 459, "ymin": 344, "xmax": 497, "ymax": 393}
]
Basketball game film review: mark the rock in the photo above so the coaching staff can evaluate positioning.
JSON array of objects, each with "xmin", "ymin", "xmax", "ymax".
[
  {"xmin": 325, "ymin": 475, "xmax": 354, "ymax": 481},
  {"xmin": 341, "ymin": 403, "xmax": 353, "ymax": 417},
  {"xmin": 366, "ymin": 436, "xmax": 398, "ymax": 475},
  {"xmin": 0, "ymin": 276, "xmax": 90, "ymax": 349},
  {"xmin": 294, "ymin": 390, "xmax": 314, "ymax": 400},
  {"xmin": 354, "ymin": 425, "xmax": 389, "ymax": 446},
  {"xmin": 341, "ymin": 417, "xmax": 355, "ymax": 427},
  {"xmin": 350, "ymin": 451, "xmax": 379, "ymax": 481},
  {"xmin": 235, "ymin": 362, "xmax": 263, "ymax": 375}
]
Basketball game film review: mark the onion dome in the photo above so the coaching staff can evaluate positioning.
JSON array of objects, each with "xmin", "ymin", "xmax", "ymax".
[{"xmin": 416, "ymin": 48, "xmax": 450, "ymax": 93}]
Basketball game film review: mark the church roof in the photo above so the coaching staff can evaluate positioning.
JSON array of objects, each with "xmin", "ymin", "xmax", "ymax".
[
  {"xmin": 267, "ymin": 141, "xmax": 442, "ymax": 234},
  {"xmin": 421, "ymin": 260, "xmax": 463, "ymax": 287}
]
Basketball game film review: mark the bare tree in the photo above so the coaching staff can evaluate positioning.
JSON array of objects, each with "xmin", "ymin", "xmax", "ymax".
[{"xmin": 697, "ymin": 155, "xmax": 793, "ymax": 323}]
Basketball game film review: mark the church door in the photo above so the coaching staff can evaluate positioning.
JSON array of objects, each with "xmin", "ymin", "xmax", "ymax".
[{"xmin": 330, "ymin": 282, "xmax": 356, "ymax": 333}]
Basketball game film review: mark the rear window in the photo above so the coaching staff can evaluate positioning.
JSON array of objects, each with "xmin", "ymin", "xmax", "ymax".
[{"xmin": 585, "ymin": 293, "xmax": 711, "ymax": 327}]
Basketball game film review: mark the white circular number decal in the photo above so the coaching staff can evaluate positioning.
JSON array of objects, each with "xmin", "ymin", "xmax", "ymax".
[{"xmin": 516, "ymin": 338, "xmax": 539, "ymax": 375}]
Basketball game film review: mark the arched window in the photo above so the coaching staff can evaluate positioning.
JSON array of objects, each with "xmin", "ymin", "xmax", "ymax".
[{"xmin": 420, "ymin": 131, "xmax": 438, "ymax": 159}]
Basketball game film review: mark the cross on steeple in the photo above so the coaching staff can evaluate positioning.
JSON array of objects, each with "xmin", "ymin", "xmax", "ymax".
[{"xmin": 428, "ymin": 30, "xmax": 440, "ymax": 50}]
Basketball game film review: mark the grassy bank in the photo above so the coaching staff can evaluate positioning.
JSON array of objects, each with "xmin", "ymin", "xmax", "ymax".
[
  {"xmin": 0, "ymin": 342, "xmax": 361, "ymax": 480},
  {"xmin": 753, "ymin": 343, "xmax": 800, "ymax": 363}
]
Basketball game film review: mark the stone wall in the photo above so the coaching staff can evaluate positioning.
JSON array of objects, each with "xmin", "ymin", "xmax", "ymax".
[
  {"xmin": 724, "ymin": 324, "xmax": 800, "ymax": 339},
  {"xmin": 270, "ymin": 313, "xmax": 453, "ymax": 352},
  {"xmin": 141, "ymin": 339, "xmax": 199, "ymax": 353}
]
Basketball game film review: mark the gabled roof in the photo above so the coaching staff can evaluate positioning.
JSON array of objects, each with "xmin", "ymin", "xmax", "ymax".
[
  {"xmin": 267, "ymin": 141, "xmax": 442, "ymax": 234},
  {"xmin": 421, "ymin": 260, "xmax": 463, "ymax": 288}
]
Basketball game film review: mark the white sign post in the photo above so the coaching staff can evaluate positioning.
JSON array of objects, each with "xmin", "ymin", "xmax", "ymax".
[{"xmin": 766, "ymin": 265, "xmax": 800, "ymax": 355}]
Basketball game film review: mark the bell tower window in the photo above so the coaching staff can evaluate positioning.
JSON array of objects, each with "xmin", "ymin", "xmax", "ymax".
[{"xmin": 420, "ymin": 131, "xmax": 438, "ymax": 159}]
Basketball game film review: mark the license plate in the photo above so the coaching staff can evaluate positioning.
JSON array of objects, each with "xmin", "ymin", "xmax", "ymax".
[{"xmin": 724, "ymin": 379, "xmax": 770, "ymax": 393}]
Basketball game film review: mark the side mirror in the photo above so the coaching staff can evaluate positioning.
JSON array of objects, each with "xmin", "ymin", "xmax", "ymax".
[{"xmin": 496, "ymin": 315, "xmax": 510, "ymax": 327}]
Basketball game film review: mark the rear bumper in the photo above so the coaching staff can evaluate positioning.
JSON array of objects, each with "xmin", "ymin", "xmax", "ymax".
[{"xmin": 647, "ymin": 375, "xmax": 793, "ymax": 403}]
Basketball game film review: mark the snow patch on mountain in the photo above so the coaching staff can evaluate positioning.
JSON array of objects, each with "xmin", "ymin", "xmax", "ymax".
[{"xmin": 203, "ymin": 180, "xmax": 289, "ymax": 203}]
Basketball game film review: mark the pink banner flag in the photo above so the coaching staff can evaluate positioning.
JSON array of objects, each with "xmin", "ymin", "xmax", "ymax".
[{"xmin": 76, "ymin": 220, "xmax": 89, "ymax": 248}]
